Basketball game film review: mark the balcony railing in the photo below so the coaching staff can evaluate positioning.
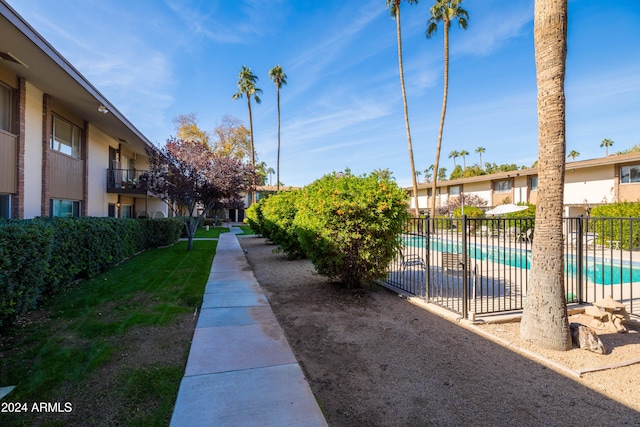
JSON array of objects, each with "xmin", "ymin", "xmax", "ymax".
[{"xmin": 106, "ymin": 169, "xmax": 149, "ymax": 194}]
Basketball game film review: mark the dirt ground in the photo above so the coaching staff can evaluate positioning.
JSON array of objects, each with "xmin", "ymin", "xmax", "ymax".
[{"xmin": 239, "ymin": 235, "xmax": 640, "ymax": 427}]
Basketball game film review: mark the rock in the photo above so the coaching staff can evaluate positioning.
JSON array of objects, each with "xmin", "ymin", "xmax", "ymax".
[{"xmin": 570, "ymin": 323, "xmax": 607, "ymax": 354}]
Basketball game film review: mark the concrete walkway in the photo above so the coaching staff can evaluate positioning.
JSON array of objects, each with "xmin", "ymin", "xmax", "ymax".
[{"xmin": 170, "ymin": 230, "xmax": 327, "ymax": 427}]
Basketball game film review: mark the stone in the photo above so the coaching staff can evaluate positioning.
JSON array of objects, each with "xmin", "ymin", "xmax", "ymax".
[{"xmin": 570, "ymin": 323, "xmax": 607, "ymax": 354}]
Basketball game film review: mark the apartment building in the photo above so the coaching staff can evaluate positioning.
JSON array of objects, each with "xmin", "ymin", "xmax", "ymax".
[
  {"xmin": 0, "ymin": 1, "xmax": 167, "ymax": 220},
  {"xmin": 409, "ymin": 151, "xmax": 640, "ymax": 216}
]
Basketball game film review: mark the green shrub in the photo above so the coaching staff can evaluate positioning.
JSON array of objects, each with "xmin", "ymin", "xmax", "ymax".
[
  {"xmin": 245, "ymin": 199, "xmax": 266, "ymax": 236},
  {"xmin": 0, "ymin": 220, "xmax": 53, "ymax": 322},
  {"xmin": 591, "ymin": 202, "xmax": 640, "ymax": 249},
  {"xmin": 294, "ymin": 172, "xmax": 409, "ymax": 287},
  {"xmin": 261, "ymin": 190, "xmax": 305, "ymax": 259}
]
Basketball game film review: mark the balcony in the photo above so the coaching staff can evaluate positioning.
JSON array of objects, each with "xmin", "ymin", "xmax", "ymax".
[{"xmin": 106, "ymin": 169, "xmax": 149, "ymax": 195}]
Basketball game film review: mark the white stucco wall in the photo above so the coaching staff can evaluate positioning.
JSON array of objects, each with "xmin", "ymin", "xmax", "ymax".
[
  {"xmin": 564, "ymin": 166, "xmax": 614, "ymax": 205},
  {"xmin": 23, "ymin": 82, "xmax": 43, "ymax": 219},
  {"xmin": 86, "ymin": 124, "xmax": 113, "ymax": 216}
]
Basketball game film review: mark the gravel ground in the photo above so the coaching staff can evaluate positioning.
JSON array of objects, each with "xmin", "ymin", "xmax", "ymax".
[{"xmin": 239, "ymin": 235, "xmax": 640, "ymax": 427}]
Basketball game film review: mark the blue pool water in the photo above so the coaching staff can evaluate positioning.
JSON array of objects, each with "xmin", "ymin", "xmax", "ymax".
[{"xmin": 404, "ymin": 235, "xmax": 640, "ymax": 286}]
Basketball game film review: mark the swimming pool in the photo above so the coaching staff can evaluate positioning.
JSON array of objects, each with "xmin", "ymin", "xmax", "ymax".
[{"xmin": 404, "ymin": 234, "xmax": 640, "ymax": 286}]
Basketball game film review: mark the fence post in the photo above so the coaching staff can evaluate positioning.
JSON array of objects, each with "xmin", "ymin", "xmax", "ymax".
[
  {"xmin": 576, "ymin": 215, "xmax": 584, "ymax": 302},
  {"xmin": 462, "ymin": 214, "xmax": 469, "ymax": 318},
  {"xmin": 425, "ymin": 215, "xmax": 431, "ymax": 299}
]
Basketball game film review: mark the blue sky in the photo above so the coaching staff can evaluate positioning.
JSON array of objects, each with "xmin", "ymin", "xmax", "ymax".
[{"xmin": 10, "ymin": 0, "xmax": 640, "ymax": 188}]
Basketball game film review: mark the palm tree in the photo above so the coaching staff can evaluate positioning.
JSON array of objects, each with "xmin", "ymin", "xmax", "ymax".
[
  {"xmin": 266, "ymin": 166, "xmax": 275, "ymax": 186},
  {"xmin": 427, "ymin": 0, "xmax": 469, "ymax": 217},
  {"xmin": 387, "ymin": 0, "xmax": 420, "ymax": 216},
  {"xmin": 600, "ymin": 138, "xmax": 614, "ymax": 156},
  {"xmin": 448, "ymin": 150, "xmax": 459, "ymax": 168},
  {"xmin": 269, "ymin": 65, "xmax": 287, "ymax": 192},
  {"xmin": 233, "ymin": 66, "xmax": 262, "ymax": 204},
  {"xmin": 520, "ymin": 0, "xmax": 572, "ymax": 351},
  {"xmin": 372, "ymin": 168, "xmax": 394, "ymax": 180},
  {"xmin": 475, "ymin": 146, "xmax": 485, "ymax": 168},
  {"xmin": 567, "ymin": 150, "xmax": 579, "ymax": 160},
  {"xmin": 424, "ymin": 164, "xmax": 434, "ymax": 182},
  {"xmin": 459, "ymin": 149, "xmax": 469, "ymax": 169}
]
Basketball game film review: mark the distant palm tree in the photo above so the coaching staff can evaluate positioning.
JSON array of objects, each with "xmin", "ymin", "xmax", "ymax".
[
  {"xmin": 233, "ymin": 66, "xmax": 262, "ymax": 203},
  {"xmin": 448, "ymin": 150, "xmax": 460, "ymax": 168},
  {"xmin": 459, "ymin": 149, "xmax": 469, "ymax": 169},
  {"xmin": 600, "ymin": 138, "xmax": 614, "ymax": 156},
  {"xmin": 424, "ymin": 164, "xmax": 434, "ymax": 182},
  {"xmin": 372, "ymin": 168, "xmax": 394, "ymax": 180},
  {"xmin": 387, "ymin": 0, "xmax": 420, "ymax": 216},
  {"xmin": 269, "ymin": 65, "xmax": 287, "ymax": 192},
  {"xmin": 567, "ymin": 150, "xmax": 580, "ymax": 160},
  {"xmin": 475, "ymin": 146, "xmax": 485, "ymax": 168},
  {"xmin": 266, "ymin": 166, "xmax": 275, "ymax": 186},
  {"xmin": 427, "ymin": 0, "xmax": 469, "ymax": 217}
]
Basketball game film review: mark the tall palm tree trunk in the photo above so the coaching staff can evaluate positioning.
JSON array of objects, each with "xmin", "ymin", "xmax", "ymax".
[
  {"xmin": 430, "ymin": 19, "xmax": 450, "ymax": 217},
  {"xmin": 276, "ymin": 87, "xmax": 281, "ymax": 192},
  {"xmin": 520, "ymin": 0, "xmax": 571, "ymax": 351},
  {"xmin": 247, "ymin": 97, "xmax": 256, "ymax": 204},
  {"xmin": 395, "ymin": 5, "xmax": 419, "ymax": 217}
]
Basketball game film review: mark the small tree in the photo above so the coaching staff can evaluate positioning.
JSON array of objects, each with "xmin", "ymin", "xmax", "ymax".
[{"xmin": 146, "ymin": 137, "xmax": 253, "ymax": 250}]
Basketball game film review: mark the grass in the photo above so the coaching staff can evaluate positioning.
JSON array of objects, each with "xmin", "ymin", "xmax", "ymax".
[
  {"xmin": 192, "ymin": 226, "xmax": 230, "ymax": 238},
  {"xmin": 0, "ymin": 240, "xmax": 217, "ymax": 426}
]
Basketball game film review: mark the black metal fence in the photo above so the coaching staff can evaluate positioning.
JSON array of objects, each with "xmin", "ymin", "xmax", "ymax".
[{"xmin": 385, "ymin": 216, "xmax": 639, "ymax": 319}]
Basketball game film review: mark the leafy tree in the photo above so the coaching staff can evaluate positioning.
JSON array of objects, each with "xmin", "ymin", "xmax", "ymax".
[
  {"xmin": 445, "ymin": 193, "xmax": 487, "ymax": 214},
  {"xmin": 233, "ymin": 66, "xmax": 262, "ymax": 203},
  {"xmin": 484, "ymin": 162, "xmax": 519, "ymax": 174},
  {"xmin": 567, "ymin": 150, "xmax": 580, "ymax": 160},
  {"xmin": 387, "ymin": 0, "xmax": 420, "ymax": 216},
  {"xmin": 146, "ymin": 137, "xmax": 253, "ymax": 250},
  {"xmin": 461, "ymin": 164, "xmax": 486, "ymax": 178},
  {"xmin": 520, "ymin": 0, "xmax": 571, "ymax": 351},
  {"xmin": 600, "ymin": 138, "xmax": 614, "ymax": 156},
  {"xmin": 449, "ymin": 164, "xmax": 463, "ymax": 180},
  {"xmin": 269, "ymin": 65, "xmax": 287, "ymax": 192},
  {"xmin": 294, "ymin": 172, "xmax": 409, "ymax": 287},
  {"xmin": 173, "ymin": 113, "xmax": 210, "ymax": 144},
  {"xmin": 212, "ymin": 115, "xmax": 252, "ymax": 161},
  {"xmin": 475, "ymin": 146, "xmax": 486, "ymax": 168},
  {"xmin": 427, "ymin": 0, "xmax": 469, "ymax": 217}
]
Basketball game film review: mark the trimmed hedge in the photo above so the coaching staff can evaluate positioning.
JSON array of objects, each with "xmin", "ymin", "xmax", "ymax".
[
  {"xmin": 261, "ymin": 189, "xmax": 305, "ymax": 259},
  {"xmin": 0, "ymin": 217, "xmax": 182, "ymax": 325}
]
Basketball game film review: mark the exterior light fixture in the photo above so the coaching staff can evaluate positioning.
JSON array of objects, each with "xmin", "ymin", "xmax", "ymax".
[{"xmin": 98, "ymin": 105, "xmax": 109, "ymax": 114}]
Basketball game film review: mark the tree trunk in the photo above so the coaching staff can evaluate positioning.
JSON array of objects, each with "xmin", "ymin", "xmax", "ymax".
[
  {"xmin": 395, "ymin": 4, "xmax": 419, "ymax": 217},
  {"xmin": 430, "ymin": 18, "xmax": 450, "ymax": 218},
  {"xmin": 276, "ymin": 86, "xmax": 281, "ymax": 192},
  {"xmin": 247, "ymin": 97, "xmax": 256, "ymax": 204},
  {"xmin": 520, "ymin": 0, "xmax": 571, "ymax": 351}
]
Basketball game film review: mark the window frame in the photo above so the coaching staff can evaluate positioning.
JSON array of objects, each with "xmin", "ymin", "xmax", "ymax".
[
  {"xmin": 530, "ymin": 176, "xmax": 538, "ymax": 191},
  {"xmin": 51, "ymin": 114, "xmax": 83, "ymax": 159},
  {"xmin": 50, "ymin": 199, "xmax": 81, "ymax": 217},
  {"xmin": 449, "ymin": 185, "xmax": 461, "ymax": 196},
  {"xmin": 0, "ymin": 82, "xmax": 12, "ymax": 133},
  {"xmin": 493, "ymin": 179, "xmax": 512, "ymax": 193},
  {"xmin": 620, "ymin": 165, "xmax": 640, "ymax": 184}
]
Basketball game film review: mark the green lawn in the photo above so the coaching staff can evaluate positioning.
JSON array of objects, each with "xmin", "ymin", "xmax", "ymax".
[{"xmin": 0, "ymin": 240, "xmax": 217, "ymax": 426}]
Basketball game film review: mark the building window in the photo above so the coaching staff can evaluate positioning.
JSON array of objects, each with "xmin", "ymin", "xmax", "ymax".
[
  {"xmin": 530, "ymin": 176, "xmax": 538, "ymax": 191},
  {"xmin": 0, "ymin": 194, "xmax": 11, "ymax": 219},
  {"xmin": 120, "ymin": 205, "xmax": 132, "ymax": 218},
  {"xmin": 493, "ymin": 180, "xmax": 511, "ymax": 193},
  {"xmin": 0, "ymin": 83, "xmax": 11, "ymax": 132},
  {"xmin": 51, "ymin": 115, "xmax": 82, "ymax": 159},
  {"xmin": 449, "ymin": 185, "xmax": 461, "ymax": 196},
  {"xmin": 50, "ymin": 199, "xmax": 80, "ymax": 217},
  {"xmin": 620, "ymin": 165, "xmax": 640, "ymax": 184}
]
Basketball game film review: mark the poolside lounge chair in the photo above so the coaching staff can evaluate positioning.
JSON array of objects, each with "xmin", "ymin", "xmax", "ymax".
[{"xmin": 400, "ymin": 249, "xmax": 426, "ymax": 270}]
